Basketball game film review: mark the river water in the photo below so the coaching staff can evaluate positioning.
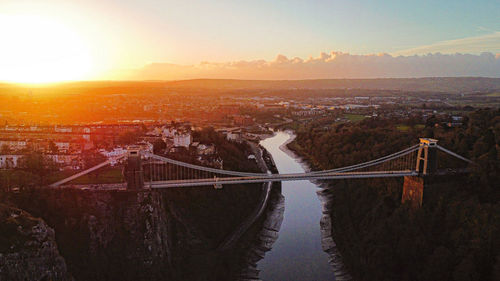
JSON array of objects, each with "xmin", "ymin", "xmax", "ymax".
[{"xmin": 258, "ymin": 131, "xmax": 334, "ymax": 280}]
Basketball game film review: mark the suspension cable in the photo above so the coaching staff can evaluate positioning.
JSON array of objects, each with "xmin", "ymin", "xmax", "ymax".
[
  {"xmin": 310, "ymin": 144, "xmax": 420, "ymax": 174},
  {"xmin": 436, "ymin": 145, "xmax": 476, "ymax": 164}
]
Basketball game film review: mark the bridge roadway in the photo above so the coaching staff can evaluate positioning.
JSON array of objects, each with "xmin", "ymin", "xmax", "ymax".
[{"xmin": 146, "ymin": 170, "xmax": 418, "ymax": 188}]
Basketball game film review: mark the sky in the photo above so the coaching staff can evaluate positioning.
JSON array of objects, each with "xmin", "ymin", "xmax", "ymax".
[{"xmin": 0, "ymin": 0, "xmax": 499, "ymax": 82}]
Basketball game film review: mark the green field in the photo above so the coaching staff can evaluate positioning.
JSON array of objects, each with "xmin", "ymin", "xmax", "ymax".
[
  {"xmin": 486, "ymin": 92, "xmax": 500, "ymax": 97},
  {"xmin": 344, "ymin": 114, "xmax": 366, "ymax": 122},
  {"xmin": 49, "ymin": 167, "xmax": 124, "ymax": 184},
  {"xmin": 396, "ymin": 124, "xmax": 425, "ymax": 131},
  {"xmin": 396, "ymin": 125, "xmax": 410, "ymax": 131}
]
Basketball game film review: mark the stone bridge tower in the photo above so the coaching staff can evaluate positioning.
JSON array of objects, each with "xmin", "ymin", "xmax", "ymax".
[
  {"xmin": 124, "ymin": 146, "xmax": 144, "ymax": 190},
  {"xmin": 402, "ymin": 138, "xmax": 438, "ymax": 209}
]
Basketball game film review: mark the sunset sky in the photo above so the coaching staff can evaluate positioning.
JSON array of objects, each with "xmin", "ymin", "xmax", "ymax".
[{"xmin": 1, "ymin": 0, "xmax": 499, "ymax": 82}]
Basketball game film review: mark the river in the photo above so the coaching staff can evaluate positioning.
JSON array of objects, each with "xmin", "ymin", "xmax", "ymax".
[{"xmin": 258, "ymin": 131, "xmax": 334, "ymax": 280}]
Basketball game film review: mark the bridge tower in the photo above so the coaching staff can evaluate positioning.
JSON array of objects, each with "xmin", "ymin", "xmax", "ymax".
[
  {"xmin": 415, "ymin": 138, "xmax": 438, "ymax": 175},
  {"xmin": 402, "ymin": 138, "xmax": 438, "ymax": 209},
  {"xmin": 124, "ymin": 146, "xmax": 144, "ymax": 190}
]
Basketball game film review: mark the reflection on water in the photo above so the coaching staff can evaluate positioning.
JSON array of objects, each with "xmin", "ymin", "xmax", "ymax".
[
  {"xmin": 318, "ymin": 188, "xmax": 353, "ymax": 280},
  {"xmin": 164, "ymin": 183, "xmax": 283, "ymax": 281},
  {"xmin": 237, "ymin": 187, "xmax": 285, "ymax": 280},
  {"xmin": 258, "ymin": 131, "xmax": 334, "ymax": 281}
]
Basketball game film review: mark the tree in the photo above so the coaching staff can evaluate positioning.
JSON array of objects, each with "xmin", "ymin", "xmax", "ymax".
[
  {"xmin": 22, "ymin": 151, "xmax": 56, "ymax": 186},
  {"xmin": 0, "ymin": 170, "xmax": 39, "ymax": 191},
  {"xmin": 152, "ymin": 139, "xmax": 166, "ymax": 154},
  {"xmin": 117, "ymin": 131, "xmax": 140, "ymax": 145},
  {"xmin": 290, "ymin": 109, "xmax": 500, "ymax": 281},
  {"xmin": 453, "ymin": 256, "xmax": 479, "ymax": 281},
  {"xmin": 0, "ymin": 144, "xmax": 11, "ymax": 154},
  {"xmin": 48, "ymin": 141, "xmax": 59, "ymax": 154}
]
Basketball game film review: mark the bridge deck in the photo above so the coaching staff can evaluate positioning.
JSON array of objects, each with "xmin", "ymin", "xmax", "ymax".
[{"xmin": 146, "ymin": 170, "xmax": 418, "ymax": 188}]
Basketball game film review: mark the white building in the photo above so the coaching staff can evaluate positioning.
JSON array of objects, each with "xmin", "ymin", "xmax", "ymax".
[
  {"xmin": 54, "ymin": 126, "xmax": 72, "ymax": 133},
  {"xmin": 163, "ymin": 127, "xmax": 177, "ymax": 138},
  {"xmin": 99, "ymin": 147, "xmax": 127, "ymax": 158},
  {"xmin": 99, "ymin": 147, "xmax": 127, "ymax": 166},
  {"xmin": 173, "ymin": 133, "xmax": 192, "ymax": 148},
  {"xmin": 48, "ymin": 154, "xmax": 81, "ymax": 169},
  {"xmin": 55, "ymin": 142, "xmax": 70, "ymax": 153},
  {"xmin": 0, "ymin": 155, "xmax": 22, "ymax": 169},
  {"xmin": 226, "ymin": 131, "xmax": 243, "ymax": 143},
  {"xmin": 83, "ymin": 127, "xmax": 91, "ymax": 141},
  {"xmin": 0, "ymin": 140, "xmax": 27, "ymax": 151},
  {"xmin": 137, "ymin": 141, "xmax": 154, "ymax": 153}
]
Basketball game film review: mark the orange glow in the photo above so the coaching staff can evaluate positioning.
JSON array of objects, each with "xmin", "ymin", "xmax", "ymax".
[{"xmin": 0, "ymin": 14, "xmax": 93, "ymax": 83}]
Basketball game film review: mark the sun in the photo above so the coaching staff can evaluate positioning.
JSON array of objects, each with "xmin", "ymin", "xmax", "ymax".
[{"xmin": 0, "ymin": 14, "xmax": 93, "ymax": 83}]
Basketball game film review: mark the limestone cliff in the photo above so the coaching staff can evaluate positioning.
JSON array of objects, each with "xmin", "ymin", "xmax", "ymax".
[
  {"xmin": 3, "ymin": 183, "xmax": 269, "ymax": 281},
  {"xmin": 4, "ymin": 189, "xmax": 171, "ymax": 281},
  {"xmin": 0, "ymin": 204, "xmax": 72, "ymax": 281}
]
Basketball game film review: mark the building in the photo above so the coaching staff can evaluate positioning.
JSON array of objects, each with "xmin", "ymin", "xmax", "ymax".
[
  {"xmin": 0, "ymin": 155, "xmax": 23, "ymax": 169},
  {"xmin": 162, "ymin": 127, "xmax": 176, "ymax": 138},
  {"xmin": 48, "ymin": 154, "xmax": 82, "ymax": 170},
  {"xmin": 55, "ymin": 141, "xmax": 70, "ymax": 153},
  {"xmin": 99, "ymin": 147, "xmax": 127, "ymax": 166},
  {"xmin": 137, "ymin": 141, "xmax": 154, "ymax": 153},
  {"xmin": 54, "ymin": 126, "xmax": 72, "ymax": 133},
  {"xmin": 226, "ymin": 131, "xmax": 243, "ymax": 143},
  {"xmin": 196, "ymin": 144, "xmax": 216, "ymax": 155},
  {"xmin": 173, "ymin": 133, "xmax": 192, "ymax": 148},
  {"xmin": 233, "ymin": 115, "xmax": 254, "ymax": 126},
  {"xmin": 0, "ymin": 140, "xmax": 28, "ymax": 151},
  {"xmin": 99, "ymin": 147, "xmax": 127, "ymax": 158}
]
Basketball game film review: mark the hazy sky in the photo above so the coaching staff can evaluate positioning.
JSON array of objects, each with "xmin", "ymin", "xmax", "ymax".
[{"xmin": 1, "ymin": 0, "xmax": 499, "ymax": 81}]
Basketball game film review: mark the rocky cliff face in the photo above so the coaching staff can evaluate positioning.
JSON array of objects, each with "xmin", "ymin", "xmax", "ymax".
[
  {"xmin": 3, "ymin": 184, "xmax": 270, "ymax": 281},
  {"xmin": 0, "ymin": 204, "xmax": 72, "ymax": 281},
  {"xmin": 4, "ymin": 189, "xmax": 171, "ymax": 281}
]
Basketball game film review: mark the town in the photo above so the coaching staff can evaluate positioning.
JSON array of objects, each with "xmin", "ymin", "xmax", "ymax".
[{"xmin": 1, "ymin": 82, "xmax": 495, "ymax": 178}]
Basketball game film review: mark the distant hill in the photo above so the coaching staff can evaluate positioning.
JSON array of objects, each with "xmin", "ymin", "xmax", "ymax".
[
  {"xmin": 163, "ymin": 77, "xmax": 500, "ymax": 93},
  {"xmin": 2, "ymin": 77, "xmax": 500, "ymax": 94}
]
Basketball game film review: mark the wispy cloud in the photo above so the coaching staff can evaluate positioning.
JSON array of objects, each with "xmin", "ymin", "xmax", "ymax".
[{"xmin": 394, "ymin": 32, "xmax": 500, "ymax": 56}]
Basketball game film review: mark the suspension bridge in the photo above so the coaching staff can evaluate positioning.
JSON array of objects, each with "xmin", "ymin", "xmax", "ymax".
[{"xmin": 50, "ymin": 138, "xmax": 474, "ymax": 190}]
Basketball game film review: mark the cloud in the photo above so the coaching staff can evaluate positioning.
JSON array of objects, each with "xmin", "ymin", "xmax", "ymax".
[
  {"xmin": 125, "ymin": 51, "xmax": 500, "ymax": 80},
  {"xmin": 394, "ymin": 32, "xmax": 500, "ymax": 56}
]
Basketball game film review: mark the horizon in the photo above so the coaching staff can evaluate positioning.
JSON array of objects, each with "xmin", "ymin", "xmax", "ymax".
[
  {"xmin": 1, "ymin": 52, "xmax": 500, "ymax": 84},
  {"xmin": 2, "ymin": 77, "xmax": 500, "ymax": 98},
  {"xmin": 2, "ymin": 75, "xmax": 500, "ymax": 86}
]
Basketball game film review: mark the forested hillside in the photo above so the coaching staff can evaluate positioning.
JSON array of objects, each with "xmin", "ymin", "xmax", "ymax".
[{"xmin": 290, "ymin": 109, "xmax": 500, "ymax": 281}]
